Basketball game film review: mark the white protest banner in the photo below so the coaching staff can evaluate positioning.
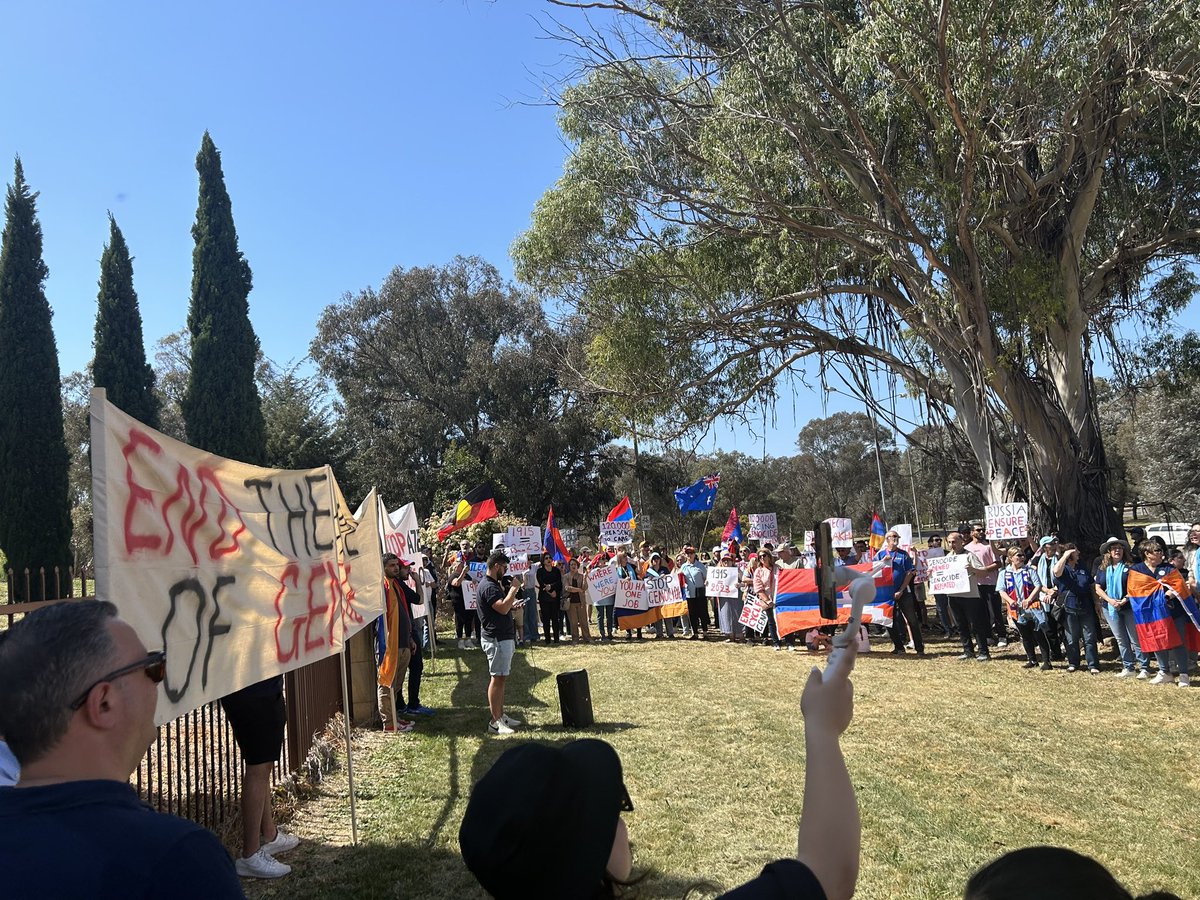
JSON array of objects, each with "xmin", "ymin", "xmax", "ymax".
[
  {"xmin": 90, "ymin": 389, "xmax": 383, "ymax": 725},
  {"xmin": 985, "ymin": 503, "xmax": 1028, "ymax": 540},
  {"xmin": 468, "ymin": 561, "xmax": 488, "ymax": 583},
  {"xmin": 505, "ymin": 525, "xmax": 542, "ymax": 554},
  {"xmin": 802, "ymin": 530, "xmax": 816, "ymax": 552},
  {"xmin": 825, "ymin": 517, "xmax": 853, "ymax": 548},
  {"xmin": 647, "ymin": 574, "xmax": 684, "ymax": 610},
  {"xmin": 560, "ymin": 527, "xmax": 578, "ymax": 547},
  {"xmin": 492, "ymin": 532, "xmax": 506, "ymax": 550},
  {"xmin": 894, "ymin": 524, "xmax": 913, "ymax": 551},
  {"xmin": 588, "ymin": 564, "xmax": 619, "ymax": 600},
  {"xmin": 599, "ymin": 520, "xmax": 633, "ymax": 546},
  {"xmin": 748, "ymin": 513, "xmax": 779, "ymax": 543},
  {"xmin": 386, "ymin": 502, "xmax": 421, "ymax": 559},
  {"xmin": 926, "ymin": 554, "xmax": 969, "ymax": 594},
  {"xmin": 705, "ymin": 566, "xmax": 740, "ymax": 597},
  {"xmin": 739, "ymin": 598, "xmax": 769, "ymax": 632},
  {"xmin": 463, "ymin": 578, "xmax": 479, "ymax": 610},
  {"xmin": 506, "ymin": 552, "xmax": 530, "ymax": 576},
  {"xmin": 615, "ymin": 578, "xmax": 649, "ymax": 611}
]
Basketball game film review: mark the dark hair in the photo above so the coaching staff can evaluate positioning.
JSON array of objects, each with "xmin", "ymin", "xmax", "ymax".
[
  {"xmin": 487, "ymin": 550, "xmax": 510, "ymax": 568},
  {"xmin": 964, "ymin": 846, "xmax": 1181, "ymax": 900},
  {"xmin": 0, "ymin": 600, "xmax": 119, "ymax": 765}
]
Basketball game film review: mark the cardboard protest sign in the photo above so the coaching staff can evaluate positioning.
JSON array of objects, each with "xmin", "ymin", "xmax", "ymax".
[
  {"xmin": 825, "ymin": 517, "xmax": 853, "ymax": 548},
  {"xmin": 647, "ymin": 574, "xmax": 686, "ymax": 616},
  {"xmin": 560, "ymin": 527, "xmax": 577, "ymax": 547},
  {"xmin": 600, "ymin": 520, "xmax": 633, "ymax": 546},
  {"xmin": 587, "ymin": 564, "xmax": 619, "ymax": 600},
  {"xmin": 915, "ymin": 547, "xmax": 944, "ymax": 583},
  {"xmin": 468, "ymin": 561, "xmax": 488, "ymax": 583},
  {"xmin": 463, "ymin": 578, "xmax": 479, "ymax": 610},
  {"xmin": 739, "ymin": 598, "xmax": 769, "ymax": 632},
  {"xmin": 506, "ymin": 552, "xmax": 530, "ymax": 576},
  {"xmin": 505, "ymin": 525, "xmax": 542, "ymax": 554},
  {"xmin": 985, "ymin": 503, "xmax": 1028, "ymax": 540},
  {"xmin": 926, "ymin": 554, "xmax": 969, "ymax": 593},
  {"xmin": 893, "ymin": 524, "xmax": 913, "ymax": 551},
  {"xmin": 705, "ymin": 566, "xmax": 740, "ymax": 597},
  {"xmin": 802, "ymin": 530, "xmax": 816, "ymax": 552},
  {"xmin": 748, "ymin": 513, "xmax": 779, "ymax": 542},
  {"xmin": 91, "ymin": 390, "xmax": 383, "ymax": 725},
  {"xmin": 615, "ymin": 578, "xmax": 649, "ymax": 611}
]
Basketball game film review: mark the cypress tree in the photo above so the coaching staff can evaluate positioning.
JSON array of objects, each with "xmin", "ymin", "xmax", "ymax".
[
  {"xmin": 181, "ymin": 132, "xmax": 265, "ymax": 463},
  {"xmin": 0, "ymin": 159, "xmax": 73, "ymax": 598},
  {"xmin": 93, "ymin": 213, "xmax": 160, "ymax": 428}
]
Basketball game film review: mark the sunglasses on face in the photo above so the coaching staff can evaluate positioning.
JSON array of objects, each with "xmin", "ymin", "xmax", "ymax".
[
  {"xmin": 69, "ymin": 650, "xmax": 167, "ymax": 710},
  {"xmin": 929, "ymin": 539, "xmax": 942, "ymax": 543}
]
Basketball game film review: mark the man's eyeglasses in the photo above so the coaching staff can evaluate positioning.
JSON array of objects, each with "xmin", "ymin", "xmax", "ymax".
[
  {"xmin": 69, "ymin": 651, "xmax": 166, "ymax": 710},
  {"xmin": 929, "ymin": 539, "xmax": 942, "ymax": 544}
]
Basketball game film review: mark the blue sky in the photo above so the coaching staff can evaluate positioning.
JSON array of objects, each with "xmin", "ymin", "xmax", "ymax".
[
  {"xmin": 0, "ymin": 1, "xmax": 841, "ymax": 457},
  {"xmin": 6, "ymin": 3, "xmax": 1181, "ymax": 462}
]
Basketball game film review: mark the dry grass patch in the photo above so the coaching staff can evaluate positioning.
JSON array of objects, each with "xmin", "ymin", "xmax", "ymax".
[{"xmin": 245, "ymin": 635, "xmax": 1200, "ymax": 900}]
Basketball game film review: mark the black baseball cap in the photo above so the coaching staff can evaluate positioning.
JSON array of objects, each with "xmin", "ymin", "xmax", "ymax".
[{"xmin": 459, "ymin": 739, "xmax": 632, "ymax": 898}]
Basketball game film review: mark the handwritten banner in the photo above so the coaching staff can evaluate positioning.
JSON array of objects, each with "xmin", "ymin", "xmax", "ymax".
[
  {"xmin": 463, "ymin": 578, "xmax": 479, "ymax": 610},
  {"xmin": 926, "ymin": 554, "xmax": 969, "ymax": 594},
  {"xmin": 647, "ymin": 574, "xmax": 684, "ymax": 609},
  {"xmin": 90, "ymin": 389, "xmax": 383, "ymax": 725},
  {"xmin": 506, "ymin": 552, "xmax": 530, "ymax": 576},
  {"xmin": 915, "ymin": 547, "xmax": 944, "ymax": 583},
  {"xmin": 615, "ymin": 578, "xmax": 649, "ymax": 611},
  {"xmin": 985, "ymin": 503, "xmax": 1028, "ymax": 540},
  {"xmin": 748, "ymin": 513, "xmax": 779, "ymax": 542},
  {"xmin": 587, "ymin": 564, "xmax": 619, "ymax": 600},
  {"xmin": 505, "ymin": 525, "xmax": 542, "ymax": 554},
  {"xmin": 739, "ymin": 598, "xmax": 769, "ymax": 632},
  {"xmin": 825, "ymin": 517, "xmax": 853, "ymax": 548},
  {"xmin": 705, "ymin": 566, "xmax": 740, "ymax": 598},
  {"xmin": 600, "ymin": 521, "xmax": 633, "ymax": 546},
  {"xmin": 468, "ymin": 561, "xmax": 488, "ymax": 583}
]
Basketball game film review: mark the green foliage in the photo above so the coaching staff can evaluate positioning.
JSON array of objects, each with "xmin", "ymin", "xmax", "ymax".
[
  {"xmin": 181, "ymin": 132, "xmax": 266, "ymax": 464},
  {"xmin": 259, "ymin": 360, "xmax": 349, "ymax": 475},
  {"xmin": 311, "ymin": 256, "xmax": 620, "ymax": 526},
  {"xmin": 0, "ymin": 160, "xmax": 73, "ymax": 596},
  {"xmin": 61, "ymin": 370, "xmax": 94, "ymax": 566},
  {"xmin": 92, "ymin": 214, "xmax": 159, "ymax": 427},
  {"xmin": 418, "ymin": 508, "xmax": 527, "ymax": 564}
]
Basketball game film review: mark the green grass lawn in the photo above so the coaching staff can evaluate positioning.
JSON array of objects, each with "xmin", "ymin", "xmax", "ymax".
[{"xmin": 244, "ymin": 632, "xmax": 1200, "ymax": 900}]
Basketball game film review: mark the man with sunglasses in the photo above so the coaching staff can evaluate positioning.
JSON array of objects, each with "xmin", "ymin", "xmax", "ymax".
[
  {"xmin": 965, "ymin": 523, "xmax": 1005, "ymax": 648},
  {"xmin": 0, "ymin": 600, "xmax": 245, "ymax": 898}
]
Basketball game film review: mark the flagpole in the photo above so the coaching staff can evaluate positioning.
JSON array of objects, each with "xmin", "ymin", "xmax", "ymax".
[
  {"xmin": 339, "ymin": 646, "xmax": 360, "ymax": 845},
  {"xmin": 697, "ymin": 508, "xmax": 713, "ymax": 551}
]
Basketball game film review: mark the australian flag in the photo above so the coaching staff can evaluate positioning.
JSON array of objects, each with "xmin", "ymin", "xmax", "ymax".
[{"xmin": 674, "ymin": 474, "xmax": 720, "ymax": 512}]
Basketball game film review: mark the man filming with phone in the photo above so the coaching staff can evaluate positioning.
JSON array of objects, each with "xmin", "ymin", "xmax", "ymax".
[{"xmin": 478, "ymin": 550, "xmax": 524, "ymax": 735}]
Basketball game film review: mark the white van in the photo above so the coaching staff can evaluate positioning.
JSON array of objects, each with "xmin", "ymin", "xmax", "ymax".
[{"xmin": 1144, "ymin": 523, "xmax": 1193, "ymax": 546}]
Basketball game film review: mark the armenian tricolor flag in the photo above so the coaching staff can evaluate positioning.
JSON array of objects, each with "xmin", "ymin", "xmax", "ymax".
[
  {"xmin": 868, "ymin": 512, "xmax": 887, "ymax": 553},
  {"xmin": 607, "ymin": 496, "xmax": 635, "ymax": 530},
  {"xmin": 774, "ymin": 560, "xmax": 895, "ymax": 638},
  {"xmin": 545, "ymin": 505, "xmax": 571, "ymax": 564},
  {"xmin": 1127, "ymin": 567, "xmax": 1200, "ymax": 652},
  {"xmin": 722, "ymin": 507, "xmax": 743, "ymax": 544},
  {"xmin": 436, "ymin": 484, "xmax": 498, "ymax": 541}
]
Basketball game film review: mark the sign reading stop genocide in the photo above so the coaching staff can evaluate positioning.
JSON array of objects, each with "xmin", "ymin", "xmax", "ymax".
[{"xmin": 984, "ymin": 503, "xmax": 1028, "ymax": 540}]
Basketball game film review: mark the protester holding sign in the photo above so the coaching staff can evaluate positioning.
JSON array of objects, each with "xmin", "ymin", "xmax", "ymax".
[
  {"xmin": 588, "ymin": 562, "xmax": 619, "ymax": 642},
  {"xmin": 478, "ymin": 551, "xmax": 524, "ymax": 735},
  {"xmin": 754, "ymin": 549, "xmax": 793, "ymax": 651},
  {"xmin": 536, "ymin": 555, "xmax": 564, "ymax": 644},
  {"xmin": 966, "ymin": 524, "xmax": 1006, "ymax": 648},
  {"xmin": 1000, "ymin": 547, "xmax": 1053, "ymax": 671},
  {"xmin": 944, "ymin": 532, "xmax": 994, "ymax": 662}
]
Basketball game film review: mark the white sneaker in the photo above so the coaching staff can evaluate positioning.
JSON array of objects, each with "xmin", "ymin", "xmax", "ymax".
[
  {"xmin": 1137, "ymin": 670, "xmax": 1149, "ymax": 679},
  {"xmin": 457, "ymin": 639, "xmax": 466, "ymax": 650},
  {"xmin": 236, "ymin": 848, "xmax": 291, "ymax": 879},
  {"xmin": 487, "ymin": 719, "xmax": 516, "ymax": 735},
  {"xmin": 261, "ymin": 829, "xmax": 300, "ymax": 856},
  {"xmin": 500, "ymin": 713, "xmax": 522, "ymax": 728},
  {"xmin": 1150, "ymin": 671, "xmax": 1173, "ymax": 685},
  {"xmin": 996, "ymin": 640, "xmax": 1009, "ymax": 649},
  {"xmin": 1179, "ymin": 674, "xmax": 1191, "ymax": 688},
  {"xmin": 1114, "ymin": 669, "xmax": 1133, "ymax": 678}
]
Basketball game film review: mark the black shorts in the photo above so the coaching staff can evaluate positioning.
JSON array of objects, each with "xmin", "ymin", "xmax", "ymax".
[{"xmin": 221, "ymin": 689, "xmax": 286, "ymax": 765}]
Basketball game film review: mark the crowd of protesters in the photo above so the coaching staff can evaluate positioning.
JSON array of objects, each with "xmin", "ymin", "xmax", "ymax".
[{"xmin": 428, "ymin": 521, "xmax": 1200, "ymax": 685}]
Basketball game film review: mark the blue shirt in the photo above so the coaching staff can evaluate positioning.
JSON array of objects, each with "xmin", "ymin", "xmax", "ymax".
[
  {"xmin": 1054, "ymin": 563, "xmax": 1095, "ymax": 611},
  {"xmin": 874, "ymin": 548, "xmax": 914, "ymax": 591},
  {"xmin": 680, "ymin": 561, "xmax": 707, "ymax": 597},
  {"xmin": 0, "ymin": 780, "xmax": 244, "ymax": 899}
]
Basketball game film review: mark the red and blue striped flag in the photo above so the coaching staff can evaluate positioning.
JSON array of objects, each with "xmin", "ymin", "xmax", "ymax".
[
  {"xmin": 1128, "ymin": 568, "xmax": 1200, "ymax": 652},
  {"xmin": 774, "ymin": 560, "xmax": 894, "ymax": 638},
  {"xmin": 607, "ymin": 496, "xmax": 634, "ymax": 522},
  {"xmin": 545, "ymin": 505, "xmax": 571, "ymax": 564},
  {"xmin": 868, "ymin": 512, "xmax": 887, "ymax": 553}
]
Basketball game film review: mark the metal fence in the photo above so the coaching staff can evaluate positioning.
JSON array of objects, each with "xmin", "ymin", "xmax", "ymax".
[{"xmin": 1, "ymin": 571, "xmax": 349, "ymax": 832}]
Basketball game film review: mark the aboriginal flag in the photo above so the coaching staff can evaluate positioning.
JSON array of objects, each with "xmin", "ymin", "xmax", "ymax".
[{"xmin": 436, "ymin": 484, "xmax": 498, "ymax": 541}]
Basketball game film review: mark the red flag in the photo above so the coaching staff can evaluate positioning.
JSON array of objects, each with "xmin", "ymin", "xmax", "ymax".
[{"xmin": 721, "ymin": 507, "xmax": 743, "ymax": 543}]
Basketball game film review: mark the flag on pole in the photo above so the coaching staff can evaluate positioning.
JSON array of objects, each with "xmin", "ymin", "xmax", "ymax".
[
  {"xmin": 545, "ymin": 505, "xmax": 571, "ymax": 564},
  {"xmin": 721, "ymin": 507, "xmax": 743, "ymax": 544},
  {"xmin": 869, "ymin": 512, "xmax": 887, "ymax": 553},
  {"xmin": 607, "ymin": 496, "xmax": 634, "ymax": 522},
  {"xmin": 674, "ymin": 474, "xmax": 720, "ymax": 512},
  {"xmin": 436, "ymin": 484, "xmax": 498, "ymax": 541}
]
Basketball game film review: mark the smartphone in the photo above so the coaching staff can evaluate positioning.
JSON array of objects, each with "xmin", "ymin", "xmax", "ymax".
[{"xmin": 814, "ymin": 521, "xmax": 837, "ymax": 620}]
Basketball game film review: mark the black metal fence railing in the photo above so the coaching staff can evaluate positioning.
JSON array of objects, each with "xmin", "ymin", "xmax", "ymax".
[{"xmin": 1, "ymin": 577, "xmax": 347, "ymax": 832}]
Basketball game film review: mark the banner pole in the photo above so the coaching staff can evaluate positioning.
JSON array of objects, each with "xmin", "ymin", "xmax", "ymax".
[
  {"xmin": 339, "ymin": 647, "xmax": 360, "ymax": 845},
  {"xmin": 696, "ymin": 508, "xmax": 713, "ymax": 552},
  {"xmin": 426, "ymin": 608, "xmax": 437, "ymax": 674}
]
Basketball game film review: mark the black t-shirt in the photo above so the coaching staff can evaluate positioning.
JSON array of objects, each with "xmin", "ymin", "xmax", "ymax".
[
  {"xmin": 478, "ymin": 575, "xmax": 515, "ymax": 640},
  {"xmin": 536, "ymin": 565, "xmax": 563, "ymax": 604},
  {"xmin": 0, "ymin": 780, "xmax": 245, "ymax": 899},
  {"xmin": 719, "ymin": 859, "xmax": 826, "ymax": 900}
]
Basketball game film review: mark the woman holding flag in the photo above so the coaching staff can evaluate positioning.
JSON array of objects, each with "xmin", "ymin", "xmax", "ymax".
[{"xmin": 1129, "ymin": 540, "xmax": 1197, "ymax": 686}]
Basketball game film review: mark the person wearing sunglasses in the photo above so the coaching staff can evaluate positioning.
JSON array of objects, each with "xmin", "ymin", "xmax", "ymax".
[{"xmin": 0, "ymin": 600, "xmax": 245, "ymax": 898}]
